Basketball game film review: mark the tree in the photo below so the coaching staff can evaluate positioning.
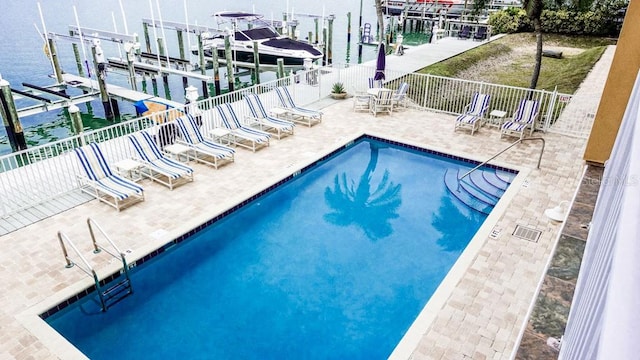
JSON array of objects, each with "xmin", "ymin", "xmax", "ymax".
[{"xmin": 524, "ymin": 0, "xmax": 544, "ymax": 90}]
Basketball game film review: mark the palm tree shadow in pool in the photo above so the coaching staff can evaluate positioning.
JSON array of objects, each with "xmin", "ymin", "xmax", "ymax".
[
  {"xmin": 323, "ymin": 142, "xmax": 402, "ymax": 241},
  {"xmin": 432, "ymin": 192, "xmax": 485, "ymax": 252}
]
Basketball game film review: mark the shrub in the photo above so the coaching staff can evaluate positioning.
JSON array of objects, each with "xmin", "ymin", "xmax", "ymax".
[
  {"xmin": 331, "ymin": 82, "xmax": 346, "ymax": 94},
  {"xmin": 488, "ymin": 1, "xmax": 627, "ymax": 37}
]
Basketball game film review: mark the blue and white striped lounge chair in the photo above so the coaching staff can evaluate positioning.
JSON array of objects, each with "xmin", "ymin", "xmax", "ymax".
[
  {"xmin": 274, "ymin": 86, "xmax": 322, "ymax": 127},
  {"xmin": 215, "ymin": 104, "xmax": 270, "ymax": 152},
  {"xmin": 73, "ymin": 142, "xmax": 144, "ymax": 211},
  {"xmin": 243, "ymin": 92, "xmax": 295, "ymax": 139},
  {"xmin": 174, "ymin": 114, "xmax": 235, "ymax": 169},
  {"xmin": 501, "ymin": 99, "xmax": 539, "ymax": 139},
  {"xmin": 454, "ymin": 93, "xmax": 491, "ymax": 135},
  {"xmin": 127, "ymin": 130, "xmax": 194, "ymax": 190}
]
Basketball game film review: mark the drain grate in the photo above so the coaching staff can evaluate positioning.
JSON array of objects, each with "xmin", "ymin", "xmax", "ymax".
[{"xmin": 513, "ymin": 225, "xmax": 542, "ymax": 242}]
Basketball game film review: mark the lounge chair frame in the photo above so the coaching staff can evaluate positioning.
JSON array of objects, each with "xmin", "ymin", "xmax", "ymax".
[
  {"xmin": 215, "ymin": 104, "xmax": 271, "ymax": 152},
  {"xmin": 274, "ymin": 86, "xmax": 322, "ymax": 127},
  {"xmin": 454, "ymin": 93, "xmax": 491, "ymax": 135},
  {"xmin": 243, "ymin": 93, "xmax": 295, "ymax": 139},
  {"xmin": 501, "ymin": 99, "xmax": 540, "ymax": 140},
  {"xmin": 175, "ymin": 115, "xmax": 235, "ymax": 169},
  {"xmin": 74, "ymin": 142, "xmax": 145, "ymax": 211},
  {"xmin": 128, "ymin": 130, "xmax": 194, "ymax": 190}
]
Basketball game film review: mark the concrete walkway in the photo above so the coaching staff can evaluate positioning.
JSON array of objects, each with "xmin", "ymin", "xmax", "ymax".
[{"xmin": 362, "ymin": 35, "xmax": 503, "ymax": 74}]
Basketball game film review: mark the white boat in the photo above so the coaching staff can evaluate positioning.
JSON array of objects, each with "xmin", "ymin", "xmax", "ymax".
[{"xmin": 195, "ymin": 11, "xmax": 323, "ymax": 70}]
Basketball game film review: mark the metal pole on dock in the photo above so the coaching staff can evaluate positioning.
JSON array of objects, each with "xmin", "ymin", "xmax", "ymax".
[
  {"xmin": 0, "ymin": 75, "xmax": 27, "ymax": 151},
  {"xmin": 224, "ymin": 35, "xmax": 235, "ymax": 93},
  {"xmin": 252, "ymin": 41, "xmax": 261, "ymax": 85}
]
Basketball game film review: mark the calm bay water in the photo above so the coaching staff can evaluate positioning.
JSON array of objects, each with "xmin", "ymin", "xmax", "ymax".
[{"xmin": 0, "ymin": 0, "xmax": 378, "ymax": 154}]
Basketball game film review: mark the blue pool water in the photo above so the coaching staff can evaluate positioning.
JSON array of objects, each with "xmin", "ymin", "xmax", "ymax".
[{"xmin": 46, "ymin": 137, "xmax": 499, "ymax": 359}]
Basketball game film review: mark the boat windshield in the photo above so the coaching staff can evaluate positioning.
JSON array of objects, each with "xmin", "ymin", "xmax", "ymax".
[{"xmin": 235, "ymin": 27, "xmax": 279, "ymax": 41}]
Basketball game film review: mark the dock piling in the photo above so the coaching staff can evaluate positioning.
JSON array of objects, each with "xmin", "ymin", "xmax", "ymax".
[
  {"xmin": 125, "ymin": 43, "xmax": 137, "ymax": 91},
  {"xmin": 176, "ymin": 29, "xmax": 188, "ymax": 87},
  {"xmin": 327, "ymin": 17, "xmax": 334, "ymax": 65},
  {"xmin": 69, "ymin": 30, "xmax": 85, "ymax": 77},
  {"xmin": 224, "ymin": 35, "xmax": 235, "ymax": 93},
  {"xmin": 68, "ymin": 104, "xmax": 84, "ymax": 138},
  {"xmin": 212, "ymin": 49, "xmax": 221, "ymax": 97},
  {"xmin": 156, "ymin": 38, "xmax": 169, "ymax": 86},
  {"xmin": 277, "ymin": 59, "xmax": 285, "ymax": 79},
  {"xmin": 322, "ymin": 27, "xmax": 327, "ymax": 66},
  {"xmin": 143, "ymin": 22, "xmax": 152, "ymax": 53},
  {"xmin": 252, "ymin": 41, "xmax": 261, "ymax": 85},
  {"xmin": 47, "ymin": 38, "xmax": 64, "ymax": 83},
  {"xmin": 0, "ymin": 75, "xmax": 27, "ymax": 151},
  {"xmin": 92, "ymin": 40, "xmax": 117, "ymax": 121}
]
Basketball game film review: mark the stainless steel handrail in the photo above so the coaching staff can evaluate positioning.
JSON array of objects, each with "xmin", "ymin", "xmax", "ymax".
[
  {"xmin": 458, "ymin": 137, "xmax": 545, "ymax": 182},
  {"xmin": 87, "ymin": 217, "xmax": 134, "ymax": 295},
  {"xmin": 57, "ymin": 219, "xmax": 134, "ymax": 312},
  {"xmin": 57, "ymin": 231, "xmax": 107, "ymax": 311}
]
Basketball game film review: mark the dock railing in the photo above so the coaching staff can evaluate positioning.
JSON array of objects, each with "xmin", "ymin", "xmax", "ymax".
[{"xmin": 0, "ymin": 64, "xmax": 590, "ymax": 219}]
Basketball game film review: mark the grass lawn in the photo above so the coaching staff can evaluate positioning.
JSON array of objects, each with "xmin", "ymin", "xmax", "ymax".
[{"xmin": 418, "ymin": 33, "xmax": 616, "ymax": 94}]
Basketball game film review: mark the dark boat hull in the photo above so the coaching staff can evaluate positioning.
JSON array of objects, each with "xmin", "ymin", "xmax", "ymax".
[{"xmin": 200, "ymin": 48, "xmax": 319, "ymax": 67}]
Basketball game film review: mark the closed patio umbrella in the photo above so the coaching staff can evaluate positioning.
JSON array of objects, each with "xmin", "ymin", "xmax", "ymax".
[{"xmin": 374, "ymin": 43, "xmax": 386, "ymax": 81}]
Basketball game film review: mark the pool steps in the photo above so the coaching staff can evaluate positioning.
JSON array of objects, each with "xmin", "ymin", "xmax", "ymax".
[{"xmin": 444, "ymin": 169, "xmax": 515, "ymax": 215}]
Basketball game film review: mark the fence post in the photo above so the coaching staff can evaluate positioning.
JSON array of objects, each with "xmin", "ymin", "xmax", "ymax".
[
  {"xmin": 422, "ymin": 74, "xmax": 431, "ymax": 109},
  {"xmin": 543, "ymin": 88, "xmax": 558, "ymax": 132}
]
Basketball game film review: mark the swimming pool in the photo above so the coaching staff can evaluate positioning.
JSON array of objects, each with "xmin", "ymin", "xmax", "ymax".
[{"xmin": 44, "ymin": 136, "xmax": 515, "ymax": 359}]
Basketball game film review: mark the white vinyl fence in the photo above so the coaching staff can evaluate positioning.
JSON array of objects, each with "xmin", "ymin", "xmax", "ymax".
[{"xmin": 0, "ymin": 64, "xmax": 588, "ymax": 220}]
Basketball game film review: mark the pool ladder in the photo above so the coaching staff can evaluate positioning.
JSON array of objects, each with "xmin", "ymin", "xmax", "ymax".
[{"xmin": 57, "ymin": 218, "xmax": 134, "ymax": 312}]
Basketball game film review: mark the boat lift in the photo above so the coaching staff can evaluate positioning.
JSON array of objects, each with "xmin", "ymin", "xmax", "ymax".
[{"xmin": 12, "ymin": 82, "xmax": 99, "ymax": 118}]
